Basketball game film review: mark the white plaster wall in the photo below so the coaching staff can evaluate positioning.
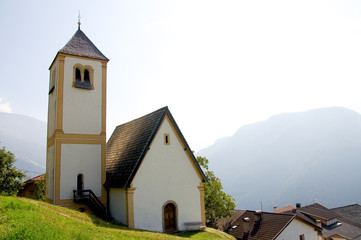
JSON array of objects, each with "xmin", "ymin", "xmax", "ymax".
[
  {"xmin": 46, "ymin": 145, "xmax": 55, "ymax": 200},
  {"xmin": 60, "ymin": 143, "xmax": 101, "ymax": 200},
  {"xmin": 276, "ymin": 218, "xmax": 319, "ymax": 240},
  {"xmin": 47, "ymin": 63, "xmax": 57, "ymax": 137},
  {"xmin": 109, "ymin": 188, "xmax": 127, "ymax": 225},
  {"xmin": 131, "ymin": 117, "xmax": 202, "ymax": 232},
  {"xmin": 62, "ymin": 57, "xmax": 102, "ymax": 135}
]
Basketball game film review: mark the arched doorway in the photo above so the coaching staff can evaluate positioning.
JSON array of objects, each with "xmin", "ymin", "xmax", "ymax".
[
  {"xmin": 164, "ymin": 202, "xmax": 177, "ymax": 232},
  {"xmin": 77, "ymin": 174, "xmax": 84, "ymax": 193}
]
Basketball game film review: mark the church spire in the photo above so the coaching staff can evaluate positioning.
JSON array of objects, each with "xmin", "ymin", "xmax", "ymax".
[
  {"xmin": 78, "ymin": 11, "xmax": 81, "ymax": 29},
  {"xmin": 58, "ymin": 22, "xmax": 109, "ymax": 61}
]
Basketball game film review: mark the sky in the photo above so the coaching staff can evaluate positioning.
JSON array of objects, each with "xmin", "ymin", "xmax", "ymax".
[{"xmin": 1, "ymin": 0, "xmax": 361, "ymax": 152}]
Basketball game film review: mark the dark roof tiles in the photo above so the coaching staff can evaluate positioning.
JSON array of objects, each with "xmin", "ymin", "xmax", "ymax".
[
  {"xmin": 332, "ymin": 204, "xmax": 361, "ymax": 225},
  {"xmin": 284, "ymin": 203, "xmax": 361, "ymax": 239},
  {"xmin": 105, "ymin": 106, "xmax": 205, "ymax": 188},
  {"xmin": 227, "ymin": 211, "xmax": 295, "ymax": 240},
  {"xmin": 294, "ymin": 203, "xmax": 339, "ymax": 221},
  {"xmin": 58, "ymin": 28, "xmax": 108, "ymax": 61},
  {"xmin": 216, "ymin": 210, "xmax": 245, "ymax": 231}
]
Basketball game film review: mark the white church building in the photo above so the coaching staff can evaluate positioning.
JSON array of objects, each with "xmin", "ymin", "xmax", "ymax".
[{"xmin": 46, "ymin": 24, "xmax": 206, "ymax": 233}]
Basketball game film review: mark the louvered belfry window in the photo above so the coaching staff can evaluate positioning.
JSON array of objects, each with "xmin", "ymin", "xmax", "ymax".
[{"xmin": 74, "ymin": 65, "xmax": 93, "ymax": 90}]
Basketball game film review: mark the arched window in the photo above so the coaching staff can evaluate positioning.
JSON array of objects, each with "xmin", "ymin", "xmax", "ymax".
[
  {"xmin": 73, "ymin": 64, "xmax": 93, "ymax": 90},
  {"xmin": 84, "ymin": 69, "xmax": 90, "ymax": 84},
  {"xmin": 75, "ymin": 68, "xmax": 82, "ymax": 82}
]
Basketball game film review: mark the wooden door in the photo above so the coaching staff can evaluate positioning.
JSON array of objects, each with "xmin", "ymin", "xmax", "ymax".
[{"xmin": 164, "ymin": 203, "xmax": 176, "ymax": 231}]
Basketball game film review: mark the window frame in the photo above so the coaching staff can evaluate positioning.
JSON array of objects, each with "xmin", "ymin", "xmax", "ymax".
[
  {"xmin": 73, "ymin": 64, "xmax": 94, "ymax": 90},
  {"xmin": 164, "ymin": 133, "xmax": 170, "ymax": 145}
]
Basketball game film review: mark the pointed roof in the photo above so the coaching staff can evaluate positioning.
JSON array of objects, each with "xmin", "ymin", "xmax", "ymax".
[
  {"xmin": 226, "ymin": 211, "xmax": 295, "ymax": 240},
  {"xmin": 293, "ymin": 203, "xmax": 339, "ymax": 221},
  {"xmin": 273, "ymin": 205, "xmax": 295, "ymax": 213},
  {"xmin": 223, "ymin": 211, "xmax": 321, "ymax": 240},
  {"xmin": 332, "ymin": 204, "xmax": 361, "ymax": 225},
  {"xmin": 287, "ymin": 203, "xmax": 361, "ymax": 239},
  {"xmin": 58, "ymin": 27, "xmax": 108, "ymax": 61},
  {"xmin": 105, "ymin": 106, "xmax": 206, "ymax": 189}
]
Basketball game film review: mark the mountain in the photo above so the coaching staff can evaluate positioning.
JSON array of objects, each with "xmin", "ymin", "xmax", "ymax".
[
  {"xmin": 197, "ymin": 107, "xmax": 361, "ymax": 211},
  {"xmin": 0, "ymin": 112, "xmax": 46, "ymax": 178}
]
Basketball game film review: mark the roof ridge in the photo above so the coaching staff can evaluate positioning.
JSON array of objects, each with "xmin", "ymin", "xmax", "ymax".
[
  {"xmin": 123, "ymin": 107, "xmax": 168, "ymax": 187},
  {"xmin": 115, "ymin": 106, "xmax": 168, "ymax": 128},
  {"xmin": 331, "ymin": 203, "xmax": 361, "ymax": 210},
  {"xmin": 272, "ymin": 214, "xmax": 296, "ymax": 240},
  {"xmin": 105, "ymin": 106, "xmax": 206, "ymax": 189}
]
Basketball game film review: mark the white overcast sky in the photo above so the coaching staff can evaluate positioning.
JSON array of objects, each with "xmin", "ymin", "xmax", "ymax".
[{"xmin": 1, "ymin": 0, "xmax": 361, "ymax": 151}]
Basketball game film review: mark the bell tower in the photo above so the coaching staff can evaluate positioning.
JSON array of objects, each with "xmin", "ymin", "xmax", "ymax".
[{"xmin": 46, "ymin": 23, "xmax": 109, "ymax": 207}]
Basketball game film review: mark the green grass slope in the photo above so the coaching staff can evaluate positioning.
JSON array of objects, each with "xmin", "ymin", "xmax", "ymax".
[{"xmin": 0, "ymin": 196, "xmax": 234, "ymax": 240}]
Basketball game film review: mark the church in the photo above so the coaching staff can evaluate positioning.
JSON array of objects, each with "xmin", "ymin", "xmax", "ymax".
[{"xmin": 45, "ymin": 23, "xmax": 206, "ymax": 233}]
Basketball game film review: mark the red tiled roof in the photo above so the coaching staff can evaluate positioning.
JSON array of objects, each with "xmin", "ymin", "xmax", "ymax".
[
  {"xmin": 24, "ymin": 174, "xmax": 45, "ymax": 183},
  {"xmin": 273, "ymin": 205, "xmax": 295, "ymax": 213}
]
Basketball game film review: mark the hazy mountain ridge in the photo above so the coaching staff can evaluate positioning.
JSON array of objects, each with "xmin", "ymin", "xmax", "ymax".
[
  {"xmin": 197, "ymin": 107, "xmax": 361, "ymax": 211},
  {"xmin": 2, "ymin": 107, "xmax": 361, "ymax": 209},
  {"xmin": 0, "ymin": 112, "xmax": 46, "ymax": 178}
]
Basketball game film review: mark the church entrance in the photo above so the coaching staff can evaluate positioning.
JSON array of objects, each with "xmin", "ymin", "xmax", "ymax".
[
  {"xmin": 164, "ymin": 203, "xmax": 177, "ymax": 232},
  {"xmin": 77, "ymin": 174, "xmax": 84, "ymax": 193}
]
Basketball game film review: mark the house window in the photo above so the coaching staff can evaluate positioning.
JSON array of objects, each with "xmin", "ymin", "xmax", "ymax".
[
  {"xmin": 164, "ymin": 134, "xmax": 170, "ymax": 145},
  {"xmin": 73, "ymin": 64, "xmax": 93, "ymax": 90},
  {"xmin": 299, "ymin": 234, "xmax": 305, "ymax": 240}
]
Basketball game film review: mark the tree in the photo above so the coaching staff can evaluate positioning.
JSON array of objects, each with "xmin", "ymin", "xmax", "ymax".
[
  {"xmin": 197, "ymin": 156, "xmax": 235, "ymax": 228},
  {"xmin": 33, "ymin": 174, "xmax": 46, "ymax": 201},
  {"xmin": 0, "ymin": 147, "xmax": 26, "ymax": 195}
]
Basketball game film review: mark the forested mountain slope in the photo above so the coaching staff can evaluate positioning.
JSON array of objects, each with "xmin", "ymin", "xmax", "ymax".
[
  {"xmin": 197, "ymin": 107, "xmax": 361, "ymax": 210},
  {"xmin": 0, "ymin": 112, "xmax": 46, "ymax": 178}
]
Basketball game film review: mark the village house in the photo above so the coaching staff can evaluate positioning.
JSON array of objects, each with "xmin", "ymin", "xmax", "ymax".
[
  {"xmin": 45, "ymin": 23, "xmax": 206, "ymax": 232},
  {"xmin": 332, "ymin": 204, "xmax": 361, "ymax": 226},
  {"xmin": 277, "ymin": 203, "xmax": 361, "ymax": 240},
  {"xmin": 217, "ymin": 210, "xmax": 322, "ymax": 240},
  {"xmin": 17, "ymin": 174, "xmax": 45, "ymax": 199}
]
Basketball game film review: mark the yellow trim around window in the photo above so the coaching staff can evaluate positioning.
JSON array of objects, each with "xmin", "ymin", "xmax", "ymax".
[{"xmin": 72, "ymin": 63, "xmax": 94, "ymax": 90}]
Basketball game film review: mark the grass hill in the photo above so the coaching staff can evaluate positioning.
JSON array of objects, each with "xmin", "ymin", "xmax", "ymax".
[{"xmin": 0, "ymin": 196, "xmax": 234, "ymax": 240}]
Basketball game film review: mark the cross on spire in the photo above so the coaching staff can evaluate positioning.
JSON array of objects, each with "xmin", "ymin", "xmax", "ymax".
[{"xmin": 78, "ymin": 11, "xmax": 81, "ymax": 29}]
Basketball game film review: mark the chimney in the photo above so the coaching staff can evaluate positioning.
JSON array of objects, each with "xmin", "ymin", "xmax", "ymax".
[
  {"xmin": 243, "ymin": 217, "xmax": 250, "ymax": 233},
  {"xmin": 296, "ymin": 203, "xmax": 301, "ymax": 208},
  {"xmin": 255, "ymin": 210, "xmax": 262, "ymax": 222},
  {"xmin": 273, "ymin": 206, "xmax": 277, "ymax": 211}
]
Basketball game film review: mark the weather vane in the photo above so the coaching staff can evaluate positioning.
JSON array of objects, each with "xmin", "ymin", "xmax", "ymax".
[{"xmin": 78, "ymin": 10, "xmax": 81, "ymax": 29}]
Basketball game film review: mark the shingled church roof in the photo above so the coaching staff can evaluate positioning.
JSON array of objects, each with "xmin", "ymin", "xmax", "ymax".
[
  {"xmin": 104, "ymin": 106, "xmax": 206, "ymax": 189},
  {"xmin": 58, "ymin": 27, "xmax": 109, "ymax": 61}
]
